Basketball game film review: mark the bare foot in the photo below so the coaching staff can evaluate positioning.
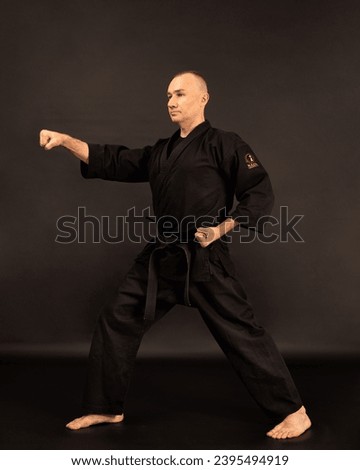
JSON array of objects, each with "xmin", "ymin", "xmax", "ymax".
[
  {"xmin": 266, "ymin": 406, "xmax": 311, "ymax": 439},
  {"xmin": 66, "ymin": 414, "xmax": 124, "ymax": 430}
]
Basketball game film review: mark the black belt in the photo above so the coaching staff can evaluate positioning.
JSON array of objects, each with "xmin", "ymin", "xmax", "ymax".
[{"xmin": 144, "ymin": 242, "xmax": 192, "ymax": 323}]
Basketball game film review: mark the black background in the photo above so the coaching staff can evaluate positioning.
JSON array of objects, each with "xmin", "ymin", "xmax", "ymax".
[{"xmin": 1, "ymin": 0, "xmax": 359, "ymax": 360}]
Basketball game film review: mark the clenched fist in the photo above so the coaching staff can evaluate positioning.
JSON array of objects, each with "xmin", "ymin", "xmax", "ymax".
[
  {"xmin": 39, "ymin": 129, "xmax": 89, "ymax": 162},
  {"xmin": 39, "ymin": 129, "xmax": 67, "ymax": 150},
  {"xmin": 195, "ymin": 226, "xmax": 220, "ymax": 248}
]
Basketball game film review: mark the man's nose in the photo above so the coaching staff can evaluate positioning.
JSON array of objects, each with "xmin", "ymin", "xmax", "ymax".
[{"xmin": 168, "ymin": 96, "xmax": 177, "ymax": 108}]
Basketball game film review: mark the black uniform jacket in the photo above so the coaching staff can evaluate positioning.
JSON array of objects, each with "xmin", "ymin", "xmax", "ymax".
[{"xmin": 80, "ymin": 120, "xmax": 274, "ymax": 282}]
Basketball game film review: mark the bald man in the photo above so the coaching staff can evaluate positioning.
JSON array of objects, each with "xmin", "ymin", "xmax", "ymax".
[{"xmin": 40, "ymin": 71, "xmax": 311, "ymax": 439}]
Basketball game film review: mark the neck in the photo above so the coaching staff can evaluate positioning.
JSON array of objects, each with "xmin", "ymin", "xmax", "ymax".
[{"xmin": 179, "ymin": 116, "xmax": 205, "ymax": 137}]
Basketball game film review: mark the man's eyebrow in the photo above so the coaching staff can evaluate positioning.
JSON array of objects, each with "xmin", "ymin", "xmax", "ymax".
[{"xmin": 167, "ymin": 88, "xmax": 185, "ymax": 95}]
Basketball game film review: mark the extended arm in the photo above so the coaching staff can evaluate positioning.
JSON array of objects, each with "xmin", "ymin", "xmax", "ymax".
[
  {"xmin": 39, "ymin": 129, "xmax": 89, "ymax": 163},
  {"xmin": 40, "ymin": 130, "xmax": 151, "ymax": 182}
]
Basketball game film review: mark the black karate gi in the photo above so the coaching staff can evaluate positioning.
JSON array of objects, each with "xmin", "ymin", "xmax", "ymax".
[{"xmin": 80, "ymin": 120, "xmax": 302, "ymax": 420}]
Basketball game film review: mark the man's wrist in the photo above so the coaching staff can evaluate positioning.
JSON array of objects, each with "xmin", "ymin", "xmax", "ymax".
[
  {"xmin": 213, "ymin": 224, "xmax": 223, "ymax": 239},
  {"xmin": 216, "ymin": 218, "xmax": 237, "ymax": 237},
  {"xmin": 61, "ymin": 133, "xmax": 71, "ymax": 148}
]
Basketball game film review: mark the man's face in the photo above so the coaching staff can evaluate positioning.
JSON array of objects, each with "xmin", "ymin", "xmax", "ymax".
[{"xmin": 167, "ymin": 74, "xmax": 208, "ymax": 125}]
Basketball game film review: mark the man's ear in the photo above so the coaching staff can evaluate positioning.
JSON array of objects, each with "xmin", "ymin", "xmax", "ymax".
[{"xmin": 202, "ymin": 93, "xmax": 210, "ymax": 105}]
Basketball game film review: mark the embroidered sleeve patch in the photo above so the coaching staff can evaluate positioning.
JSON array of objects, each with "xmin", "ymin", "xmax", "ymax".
[{"xmin": 245, "ymin": 153, "xmax": 259, "ymax": 169}]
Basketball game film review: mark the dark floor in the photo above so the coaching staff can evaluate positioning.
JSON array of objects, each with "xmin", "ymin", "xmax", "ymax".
[{"xmin": 0, "ymin": 357, "xmax": 359, "ymax": 450}]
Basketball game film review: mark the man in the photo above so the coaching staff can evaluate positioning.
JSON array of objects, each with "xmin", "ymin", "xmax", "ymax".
[{"xmin": 39, "ymin": 71, "xmax": 311, "ymax": 439}]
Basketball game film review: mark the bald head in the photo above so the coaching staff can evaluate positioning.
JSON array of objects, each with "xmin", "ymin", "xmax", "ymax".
[
  {"xmin": 172, "ymin": 71, "xmax": 208, "ymax": 93},
  {"xmin": 167, "ymin": 72, "xmax": 210, "ymax": 135}
]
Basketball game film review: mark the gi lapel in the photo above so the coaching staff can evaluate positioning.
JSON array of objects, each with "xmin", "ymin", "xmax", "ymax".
[
  {"xmin": 151, "ymin": 121, "xmax": 211, "ymax": 218},
  {"xmin": 161, "ymin": 120, "xmax": 211, "ymax": 172}
]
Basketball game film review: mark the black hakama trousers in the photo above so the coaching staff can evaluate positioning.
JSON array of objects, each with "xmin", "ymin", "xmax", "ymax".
[{"xmin": 82, "ymin": 248, "xmax": 302, "ymax": 420}]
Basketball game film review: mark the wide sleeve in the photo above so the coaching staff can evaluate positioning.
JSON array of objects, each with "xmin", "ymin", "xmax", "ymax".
[
  {"xmin": 227, "ymin": 144, "xmax": 275, "ymax": 232},
  {"xmin": 80, "ymin": 143, "xmax": 152, "ymax": 182}
]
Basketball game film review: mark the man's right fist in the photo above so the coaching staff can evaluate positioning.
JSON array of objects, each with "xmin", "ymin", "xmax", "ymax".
[{"xmin": 39, "ymin": 129, "xmax": 66, "ymax": 150}]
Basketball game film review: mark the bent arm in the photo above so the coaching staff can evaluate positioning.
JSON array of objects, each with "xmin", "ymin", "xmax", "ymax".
[
  {"xmin": 195, "ymin": 217, "xmax": 238, "ymax": 247},
  {"xmin": 39, "ymin": 129, "xmax": 89, "ymax": 163},
  {"xmin": 195, "ymin": 144, "xmax": 274, "ymax": 247},
  {"xmin": 229, "ymin": 145, "xmax": 274, "ymax": 231}
]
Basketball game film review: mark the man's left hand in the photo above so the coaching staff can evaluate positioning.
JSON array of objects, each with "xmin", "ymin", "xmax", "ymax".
[{"xmin": 195, "ymin": 226, "xmax": 220, "ymax": 248}]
